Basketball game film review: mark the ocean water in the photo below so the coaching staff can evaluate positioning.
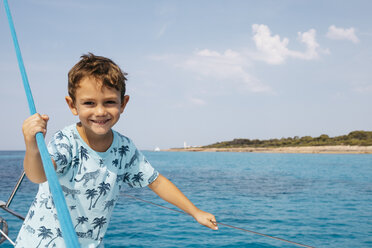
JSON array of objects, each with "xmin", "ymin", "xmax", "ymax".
[{"xmin": 0, "ymin": 151, "xmax": 372, "ymax": 248}]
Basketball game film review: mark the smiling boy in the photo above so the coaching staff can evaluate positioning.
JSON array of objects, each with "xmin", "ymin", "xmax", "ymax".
[{"xmin": 15, "ymin": 53, "xmax": 217, "ymax": 247}]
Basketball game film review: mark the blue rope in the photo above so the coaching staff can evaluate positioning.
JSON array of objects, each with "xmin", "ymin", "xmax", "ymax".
[{"xmin": 3, "ymin": 1, "xmax": 80, "ymax": 247}]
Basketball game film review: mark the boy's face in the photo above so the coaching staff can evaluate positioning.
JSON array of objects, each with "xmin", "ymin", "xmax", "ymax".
[{"xmin": 65, "ymin": 77, "xmax": 129, "ymax": 139}]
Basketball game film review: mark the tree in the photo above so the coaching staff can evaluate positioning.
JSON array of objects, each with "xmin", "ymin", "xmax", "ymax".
[
  {"xmin": 92, "ymin": 182, "xmax": 111, "ymax": 208},
  {"xmin": 92, "ymin": 216, "xmax": 107, "ymax": 240},
  {"xmin": 112, "ymin": 159, "xmax": 119, "ymax": 168},
  {"xmin": 36, "ymin": 226, "xmax": 53, "ymax": 248},
  {"xmin": 70, "ymin": 156, "xmax": 80, "ymax": 182},
  {"xmin": 123, "ymin": 172, "xmax": 131, "ymax": 184},
  {"xmin": 126, "ymin": 150, "xmax": 139, "ymax": 169},
  {"xmin": 55, "ymin": 152, "xmax": 68, "ymax": 166},
  {"xmin": 85, "ymin": 188, "xmax": 98, "ymax": 210},
  {"xmin": 78, "ymin": 146, "xmax": 89, "ymax": 174},
  {"xmin": 45, "ymin": 228, "xmax": 62, "ymax": 248},
  {"xmin": 118, "ymin": 145, "xmax": 129, "ymax": 169},
  {"xmin": 132, "ymin": 172, "xmax": 144, "ymax": 187},
  {"xmin": 74, "ymin": 216, "xmax": 89, "ymax": 229},
  {"xmin": 55, "ymin": 131, "xmax": 68, "ymax": 141}
]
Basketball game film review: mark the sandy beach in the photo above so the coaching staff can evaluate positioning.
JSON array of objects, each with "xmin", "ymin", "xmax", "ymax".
[{"xmin": 165, "ymin": 146, "xmax": 372, "ymax": 154}]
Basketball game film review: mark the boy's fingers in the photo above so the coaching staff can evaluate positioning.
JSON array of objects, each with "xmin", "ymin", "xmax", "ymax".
[
  {"xmin": 23, "ymin": 114, "xmax": 48, "ymax": 135},
  {"xmin": 194, "ymin": 211, "xmax": 218, "ymax": 230},
  {"xmin": 35, "ymin": 114, "xmax": 49, "ymax": 127},
  {"xmin": 210, "ymin": 219, "xmax": 218, "ymax": 230},
  {"xmin": 41, "ymin": 114, "xmax": 49, "ymax": 121}
]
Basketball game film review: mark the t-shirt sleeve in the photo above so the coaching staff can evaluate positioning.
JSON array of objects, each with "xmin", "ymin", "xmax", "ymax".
[
  {"xmin": 124, "ymin": 142, "xmax": 159, "ymax": 188},
  {"xmin": 47, "ymin": 130, "xmax": 72, "ymax": 174}
]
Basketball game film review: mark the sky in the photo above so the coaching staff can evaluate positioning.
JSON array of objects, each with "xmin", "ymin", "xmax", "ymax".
[{"xmin": 0, "ymin": 0, "xmax": 371, "ymax": 150}]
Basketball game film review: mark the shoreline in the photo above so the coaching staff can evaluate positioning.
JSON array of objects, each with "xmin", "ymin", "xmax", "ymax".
[{"xmin": 165, "ymin": 145, "xmax": 372, "ymax": 154}]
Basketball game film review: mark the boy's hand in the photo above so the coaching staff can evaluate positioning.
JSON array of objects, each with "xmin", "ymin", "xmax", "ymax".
[
  {"xmin": 22, "ymin": 113, "xmax": 49, "ymax": 146},
  {"xmin": 192, "ymin": 209, "xmax": 218, "ymax": 230},
  {"xmin": 22, "ymin": 113, "xmax": 50, "ymax": 183}
]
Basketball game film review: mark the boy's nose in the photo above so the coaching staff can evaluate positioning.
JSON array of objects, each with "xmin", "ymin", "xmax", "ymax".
[{"xmin": 95, "ymin": 105, "xmax": 107, "ymax": 115}]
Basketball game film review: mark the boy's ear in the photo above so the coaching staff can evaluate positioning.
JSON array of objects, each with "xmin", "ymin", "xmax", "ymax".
[
  {"xmin": 120, "ymin": 95, "xmax": 130, "ymax": 113},
  {"xmin": 65, "ymin": 96, "xmax": 78, "ymax": 116}
]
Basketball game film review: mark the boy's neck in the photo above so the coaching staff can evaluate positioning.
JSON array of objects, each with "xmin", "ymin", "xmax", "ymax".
[{"xmin": 76, "ymin": 123, "xmax": 113, "ymax": 152}]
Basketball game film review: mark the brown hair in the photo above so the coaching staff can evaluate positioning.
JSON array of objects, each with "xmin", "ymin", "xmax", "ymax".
[{"xmin": 68, "ymin": 53, "xmax": 127, "ymax": 102}]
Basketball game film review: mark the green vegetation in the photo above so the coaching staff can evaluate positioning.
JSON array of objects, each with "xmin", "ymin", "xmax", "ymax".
[{"xmin": 204, "ymin": 131, "xmax": 372, "ymax": 148}]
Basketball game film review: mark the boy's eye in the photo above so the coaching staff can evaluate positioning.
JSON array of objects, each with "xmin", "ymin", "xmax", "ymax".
[
  {"xmin": 83, "ymin": 101, "xmax": 94, "ymax": 105},
  {"xmin": 106, "ymin": 101, "xmax": 117, "ymax": 104}
]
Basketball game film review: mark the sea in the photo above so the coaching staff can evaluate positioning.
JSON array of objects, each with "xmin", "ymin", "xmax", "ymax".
[{"xmin": 0, "ymin": 150, "xmax": 371, "ymax": 248}]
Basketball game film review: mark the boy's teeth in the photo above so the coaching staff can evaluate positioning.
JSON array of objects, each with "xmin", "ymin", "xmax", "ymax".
[{"xmin": 93, "ymin": 120, "xmax": 107, "ymax": 124}]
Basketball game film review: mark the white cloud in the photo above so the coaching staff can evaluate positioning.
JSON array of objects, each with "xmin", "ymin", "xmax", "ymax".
[
  {"xmin": 149, "ymin": 24, "xmax": 327, "ymax": 95},
  {"xmin": 252, "ymin": 24, "xmax": 290, "ymax": 64},
  {"xmin": 294, "ymin": 29, "xmax": 320, "ymax": 60},
  {"xmin": 252, "ymin": 24, "xmax": 321, "ymax": 64},
  {"xmin": 183, "ymin": 49, "xmax": 272, "ymax": 93},
  {"xmin": 326, "ymin": 25, "xmax": 359, "ymax": 43},
  {"xmin": 353, "ymin": 83, "xmax": 372, "ymax": 94},
  {"xmin": 189, "ymin": 97, "xmax": 206, "ymax": 105}
]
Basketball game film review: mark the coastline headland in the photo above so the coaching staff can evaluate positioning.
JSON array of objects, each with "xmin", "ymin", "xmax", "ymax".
[
  {"xmin": 165, "ymin": 146, "xmax": 372, "ymax": 154},
  {"xmin": 166, "ymin": 131, "xmax": 372, "ymax": 154}
]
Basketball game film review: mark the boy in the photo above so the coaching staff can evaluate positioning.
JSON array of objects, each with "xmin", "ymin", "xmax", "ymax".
[{"xmin": 15, "ymin": 53, "xmax": 217, "ymax": 247}]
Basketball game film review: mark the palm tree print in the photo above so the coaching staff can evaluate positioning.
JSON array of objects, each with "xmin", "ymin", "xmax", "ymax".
[
  {"xmin": 92, "ymin": 182, "xmax": 111, "ymax": 208},
  {"xmin": 78, "ymin": 146, "xmax": 89, "ymax": 174},
  {"xmin": 55, "ymin": 132, "xmax": 63, "ymax": 140},
  {"xmin": 36, "ymin": 226, "xmax": 53, "ymax": 248},
  {"xmin": 85, "ymin": 188, "xmax": 98, "ymax": 210},
  {"xmin": 112, "ymin": 159, "xmax": 119, "ymax": 168},
  {"xmin": 132, "ymin": 172, "xmax": 144, "ymax": 187},
  {"xmin": 55, "ymin": 131, "xmax": 68, "ymax": 141},
  {"xmin": 57, "ymin": 143, "xmax": 72, "ymax": 158},
  {"xmin": 123, "ymin": 172, "xmax": 131, "ymax": 184},
  {"xmin": 92, "ymin": 216, "xmax": 107, "ymax": 240},
  {"xmin": 54, "ymin": 152, "xmax": 68, "ymax": 166},
  {"xmin": 70, "ymin": 156, "xmax": 80, "ymax": 182},
  {"xmin": 45, "ymin": 228, "xmax": 62, "ymax": 248},
  {"xmin": 118, "ymin": 145, "xmax": 129, "ymax": 169},
  {"xmin": 125, "ymin": 150, "xmax": 139, "ymax": 169},
  {"xmin": 123, "ymin": 172, "xmax": 133, "ymax": 187},
  {"xmin": 74, "ymin": 216, "xmax": 89, "ymax": 229},
  {"xmin": 99, "ymin": 159, "xmax": 104, "ymax": 167}
]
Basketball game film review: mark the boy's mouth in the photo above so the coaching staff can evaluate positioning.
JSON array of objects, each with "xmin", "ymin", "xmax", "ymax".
[{"xmin": 90, "ymin": 119, "xmax": 111, "ymax": 125}]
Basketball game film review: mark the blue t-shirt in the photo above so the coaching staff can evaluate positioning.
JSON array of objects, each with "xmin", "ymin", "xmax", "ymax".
[{"xmin": 15, "ymin": 124, "xmax": 159, "ymax": 248}]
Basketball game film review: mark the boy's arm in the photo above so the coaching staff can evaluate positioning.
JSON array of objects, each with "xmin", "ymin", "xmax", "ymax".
[
  {"xmin": 148, "ymin": 174, "xmax": 218, "ymax": 230},
  {"xmin": 23, "ymin": 113, "xmax": 52, "ymax": 183}
]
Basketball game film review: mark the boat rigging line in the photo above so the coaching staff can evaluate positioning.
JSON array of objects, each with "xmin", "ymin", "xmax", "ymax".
[
  {"xmin": 0, "ymin": 172, "xmax": 26, "ymax": 221},
  {"xmin": 0, "ymin": 220, "xmax": 15, "ymax": 247},
  {"xmin": 0, "ymin": 228, "xmax": 15, "ymax": 246},
  {"xmin": 0, "ymin": 171, "xmax": 25, "ymax": 246},
  {"xmin": 121, "ymin": 193, "xmax": 315, "ymax": 248}
]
